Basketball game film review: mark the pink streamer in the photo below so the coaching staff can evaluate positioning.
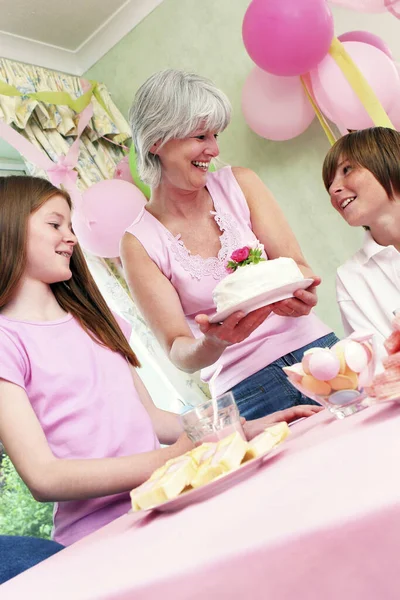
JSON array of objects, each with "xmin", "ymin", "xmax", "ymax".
[{"xmin": 0, "ymin": 103, "xmax": 93, "ymax": 223}]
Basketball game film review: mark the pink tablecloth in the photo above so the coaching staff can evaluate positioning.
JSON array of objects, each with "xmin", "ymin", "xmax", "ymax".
[{"xmin": 3, "ymin": 403, "xmax": 400, "ymax": 600}]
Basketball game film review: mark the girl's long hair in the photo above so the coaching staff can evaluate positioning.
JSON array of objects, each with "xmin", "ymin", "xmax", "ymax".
[{"xmin": 0, "ymin": 175, "xmax": 140, "ymax": 367}]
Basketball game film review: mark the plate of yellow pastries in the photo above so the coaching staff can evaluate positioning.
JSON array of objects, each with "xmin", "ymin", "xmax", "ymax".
[{"xmin": 130, "ymin": 422, "xmax": 290, "ymax": 513}]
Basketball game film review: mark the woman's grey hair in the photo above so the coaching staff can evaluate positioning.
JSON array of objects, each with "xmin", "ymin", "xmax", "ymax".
[{"xmin": 128, "ymin": 69, "xmax": 232, "ymax": 188}]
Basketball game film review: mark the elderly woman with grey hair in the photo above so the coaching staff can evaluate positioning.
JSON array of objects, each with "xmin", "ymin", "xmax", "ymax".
[{"xmin": 121, "ymin": 69, "xmax": 337, "ymax": 419}]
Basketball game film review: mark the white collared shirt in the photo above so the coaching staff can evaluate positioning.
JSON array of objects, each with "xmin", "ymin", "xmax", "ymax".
[{"xmin": 336, "ymin": 231, "xmax": 400, "ymax": 362}]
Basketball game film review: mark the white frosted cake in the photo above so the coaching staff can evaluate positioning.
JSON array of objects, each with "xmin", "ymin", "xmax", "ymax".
[{"xmin": 212, "ymin": 257, "xmax": 304, "ymax": 313}]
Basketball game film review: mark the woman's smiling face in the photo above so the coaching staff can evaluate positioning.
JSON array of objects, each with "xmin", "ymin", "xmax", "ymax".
[{"xmin": 155, "ymin": 129, "xmax": 220, "ymax": 191}]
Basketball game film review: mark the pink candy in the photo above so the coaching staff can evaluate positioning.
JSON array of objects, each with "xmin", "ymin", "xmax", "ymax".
[{"xmin": 308, "ymin": 350, "xmax": 340, "ymax": 381}]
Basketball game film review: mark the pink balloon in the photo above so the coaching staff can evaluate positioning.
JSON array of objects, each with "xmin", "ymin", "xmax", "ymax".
[
  {"xmin": 310, "ymin": 41, "xmax": 400, "ymax": 130},
  {"xmin": 242, "ymin": 0, "xmax": 334, "ymax": 76},
  {"xmin": 329, "ymin": 0, "xmax": 393, "ymax": 12},
  {"xmin": 113, "ymin": 156, "xmax": 134, "ymax": 184},
  {"xmin": 241, "ymin": 68, "xmax": 315, "ymax": 141},
  {"xmin": 387, "ymin": 0, "xmax": 400, "ymax": 18},
  {"xmin": 387, "ymin": 63, "xmax": 400, "ymax": 129},
  {"xmin": 72, "ymin": 179, "xmax": 146, "ymax": 258},
  {"xmin": 338, "ymin": 30, "xmax": 392, "ymax": 58}
]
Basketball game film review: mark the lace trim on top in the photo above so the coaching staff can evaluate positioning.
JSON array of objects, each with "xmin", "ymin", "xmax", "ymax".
[{"xmin": 167, "ymin": 210, "xmax": 241, "ymax": 281}]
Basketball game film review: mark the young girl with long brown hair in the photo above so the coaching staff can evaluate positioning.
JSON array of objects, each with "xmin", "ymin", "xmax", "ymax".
[{"xmin": 0, "ymin": 175, "xmax": 319, "ymax": 548}]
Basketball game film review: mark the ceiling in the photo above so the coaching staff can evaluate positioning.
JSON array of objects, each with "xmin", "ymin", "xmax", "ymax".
[
  {"xmin": 0, "ymin": 0, "xmax": 164, "ymax": 76},
  {"xmin": 1, "ymin": 0, "xmax": 128, "ymax": 50}
]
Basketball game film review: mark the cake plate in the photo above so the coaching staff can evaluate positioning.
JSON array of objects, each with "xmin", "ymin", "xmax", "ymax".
[{"xmin": 209, "ymin": 278, "xmax": 314, "ymax": 324}]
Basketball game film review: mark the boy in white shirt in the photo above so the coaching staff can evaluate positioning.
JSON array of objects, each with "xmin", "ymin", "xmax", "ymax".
[{"xmin": 322, "ymin": 127, "xmax": 400, "ymax": 362}]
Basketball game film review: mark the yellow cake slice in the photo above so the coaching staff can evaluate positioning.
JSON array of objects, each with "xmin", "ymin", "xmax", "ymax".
[
  {"xmin": 211, "ymin": 431, "xmax": 249, "ymax": 471},
  {"xmin": 244, "ymin": 422, "xmax": 290, "ymax": 461},
  {"xmin": 187, "ymin": 442, "xmax": 217, "ymax": 465},
  {"xmin": 191, "ymin": 432, "xmax": 248, "ymax": 488},
  {"xmin": 191, "ymin": 460, "xmax": 226, "ymax": 488},
  {"xmin": 130, "ymin": 455, "xmax": 197, "ymax": 511}
]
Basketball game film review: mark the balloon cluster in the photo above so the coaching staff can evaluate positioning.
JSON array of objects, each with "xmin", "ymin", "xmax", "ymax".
[
  {"xmin": 241, "ymin": 0, "xmax": 400, "ymax": 141},
  {"xmin": 284, "ymin": 333, "xmax": 376, "ymax": 407}
]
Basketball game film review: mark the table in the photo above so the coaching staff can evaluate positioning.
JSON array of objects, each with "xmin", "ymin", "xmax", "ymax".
[{"xmin": 3, "ymin": 402, "xmax": 400, "ymax": 600}]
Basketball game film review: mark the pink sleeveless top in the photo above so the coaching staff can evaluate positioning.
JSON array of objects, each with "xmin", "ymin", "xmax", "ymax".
[{"xmin": 125, "ymin": 166, "xmax": 331, "ymax": 396}]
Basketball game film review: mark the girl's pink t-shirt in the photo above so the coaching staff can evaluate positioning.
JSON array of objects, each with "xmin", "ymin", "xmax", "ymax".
[
  {"xmin": 125, "ymin": 166, "xmax": 331, "ymax": 396},
  {"xmin": 0, "ymin": 313, "xmax": 159, "ymax": 546}
]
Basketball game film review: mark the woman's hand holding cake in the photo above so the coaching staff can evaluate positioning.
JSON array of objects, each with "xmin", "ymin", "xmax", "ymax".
[
  {"xmin": 195, "ymin": 305, "xmax": 273, "ymax": 347},
  {"xmin": 272, "ymin": 275, "xmax": 321, "ymax": 318}
]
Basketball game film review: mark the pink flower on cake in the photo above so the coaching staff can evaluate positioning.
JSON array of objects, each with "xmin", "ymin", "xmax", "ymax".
[
  {"xmin": 231, "ymin": 247, "xmax": 250, "ymax": 262},
  {"xmin": 226, "ymin": 241, "xmax": 266, "ymax": 272}
]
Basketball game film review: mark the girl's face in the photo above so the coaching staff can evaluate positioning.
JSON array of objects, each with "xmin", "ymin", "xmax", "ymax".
[
  {"xmin": 155, "ymin": 129, "xmax": 220, "ymax": 191},
  {"xmin": 24, "ymin": 194, "xmax": 77, "ymax": 285},
  {"xmin": 328, "ymin": 157, "xmax": 391, "ymax": 228}
]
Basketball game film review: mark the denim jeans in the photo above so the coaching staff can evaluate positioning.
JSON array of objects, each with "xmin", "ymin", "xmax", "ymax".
[
  {"xmin": 230, "ymin": 333, "xmax": 339, "ymax": 420},
  {"xmin": 0, "ymin": 536, "xmax": 64, "ymax": 585}
]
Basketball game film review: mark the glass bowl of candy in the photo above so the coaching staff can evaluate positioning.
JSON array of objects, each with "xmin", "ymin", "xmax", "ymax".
[{"xmin": 283, "ymin": 332, "xmax": 377, "ymax": 419}]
